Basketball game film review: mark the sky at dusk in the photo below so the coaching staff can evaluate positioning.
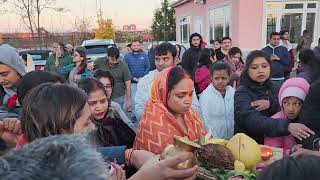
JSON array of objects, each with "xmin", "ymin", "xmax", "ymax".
[{"xmin": 0, "ymin": 0, "xmax": 163, "ymax": 32}]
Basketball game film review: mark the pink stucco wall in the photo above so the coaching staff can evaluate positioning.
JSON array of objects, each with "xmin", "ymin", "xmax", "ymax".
[{"xmin": 174, "ymin": 0, "xmax": 264, "ymax": 49}]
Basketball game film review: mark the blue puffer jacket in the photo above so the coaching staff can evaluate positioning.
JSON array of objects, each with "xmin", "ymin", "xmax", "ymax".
[
  {"xmin": 261, "ymin": 44, "xmax": 291, "ymax": 79},
  {"xmin": 124, "ymin": 51, "xmax": 150, "ymax": 79}
]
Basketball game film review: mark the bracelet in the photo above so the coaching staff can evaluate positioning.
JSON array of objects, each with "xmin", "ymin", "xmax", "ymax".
[
  {"xmin": 125, "ymin": 148, "xmax": 134, "ymax": 166},
  {"xmin": 313, "ymin": 138, "xmax": 320, "ymax": 150}
]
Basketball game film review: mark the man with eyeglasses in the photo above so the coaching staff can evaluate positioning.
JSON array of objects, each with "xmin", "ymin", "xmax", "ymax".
[
  {"xmin": 216, "ymin": 37, "xmax": 232, "ymax": 61},
  {"xmin": 262, "ymin": 32, "xmax": 291, "ymax": 86}
]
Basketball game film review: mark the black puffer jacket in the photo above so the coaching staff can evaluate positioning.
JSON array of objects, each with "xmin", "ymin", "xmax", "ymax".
[
  {"xmin": 234, "ymin": 74, "xmax": 290, "ymax": 144},
  {"xmin": 181, "ymin": 46, "xmax": 201, "ymax": 78},
  {"xmin": 299, "ymin": 79, "xmax": 320, "ymax": 149}
]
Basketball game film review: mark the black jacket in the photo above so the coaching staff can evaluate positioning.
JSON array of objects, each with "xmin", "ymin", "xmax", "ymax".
[
  {"xmin": 299, "ymin": 79, "xmax": 320, "ymax": 149},
  {"xmin": 234, "ymin": 82, "xmax": 289, "ymax": 144},
  {"xmin": 181, "ymin": 46, "xmax": 201, "ymax": 78},
  {"xmin": 216, "ymin": 48, "xmax": 227, "ymax": 61}
]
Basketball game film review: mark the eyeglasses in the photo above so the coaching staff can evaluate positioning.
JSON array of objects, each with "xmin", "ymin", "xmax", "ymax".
[{"xmin": 105, "ymin": 85, "xmax": 112, "ymax": 90}]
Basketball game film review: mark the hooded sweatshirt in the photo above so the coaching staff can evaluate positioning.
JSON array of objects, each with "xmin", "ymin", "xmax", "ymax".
[
  {"xmin": 264, "ymin": 78, "xmax": 310, "ymax": 152},
  {"xmin": 261, "ymin": 44, "xmax": 291, "ymax": 79},
  {"xmin": 0, "ymin": 44, "xmax": 26, "ymax": 119}
]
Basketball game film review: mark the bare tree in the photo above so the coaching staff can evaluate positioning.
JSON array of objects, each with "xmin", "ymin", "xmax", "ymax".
[{"xmin": 0, "ymin": 0, "xmax": 67, "ymax": 37}]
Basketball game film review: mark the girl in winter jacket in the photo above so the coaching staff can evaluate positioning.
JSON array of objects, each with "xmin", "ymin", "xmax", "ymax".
[
  {"xmin": 194, "ymin": 48, "xmax": 216, "ymax": 95},
  {"xmin": 199, "ymin": 62, "xmax": 235, "ymax": 139},
  {"xmin": 264, "ymin": 78, "xmax": 310, "ymax": 152},
  {"xmin": 222, "ymin": 47, "xmax": 244, "ymax": 88},
  {"xmin": 234, "ymin": 50, "xmax": 314, "ymax": 144}
]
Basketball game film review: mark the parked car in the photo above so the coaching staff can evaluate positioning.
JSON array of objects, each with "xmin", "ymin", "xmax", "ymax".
[
  {"xmin": 19, "ymin": 50, "xmax": 51, "ymax": 70},
  {"xmin": 81, "ymin": 39, "xmax": 116, "ymax": 62}
]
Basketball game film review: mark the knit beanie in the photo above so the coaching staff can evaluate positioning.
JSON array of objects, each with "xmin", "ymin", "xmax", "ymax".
[{"xmin": 0, "ymin": 44, "xmax": 26, "ymax": 76}]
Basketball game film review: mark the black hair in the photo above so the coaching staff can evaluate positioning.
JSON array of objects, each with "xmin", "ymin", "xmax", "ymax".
[
  {"xmin": 303, "ymin": 30, "xmax": 309, "ymax": 35},
  {"xmin": 280, "ymin": 29, "xmax": 289, "ymax": 39},
  {"xmin": 17, "ymin": 71, "xmax": 63, "ymax": 105},
  {"xmin": 127, "ymin": 43, "xmax": 132, "ymax": 48},
  {"xmin": 21, "ymin": 54, "xmax": 28, "ymax": 61},
  {"xmin": 228, "ymin": 47, "xmax": 242, "ymax": 56},
  {"xmin": 210, "ymin": 62, "xmax": 231, "ymax": 77},
  {"xmin": 210, "ymin": 39, "xmax": 215, "ymax": 44},
  {"xmin": 175, "ymin": 44, "xmax": 181, "ymax": 58},
  {"xmin": 155, "ymin": 42, "xmax": 177, "ymax": 58},
  {"xmin": 168, "ymin": 67, "xmax": 191, "ymax": 93},
  {"xmin": 318, "ymin": 37, "xmax": 320, "ymax": 44},
  {"xmin": 93, "ymin": 69, "xmax": 115, "ymax": 88},
  {"xmin": 257, "ymin": 155, "xmax": 320, "ymax": 180},
  {"xmin": 78, "ymin": 78, "xmax": 107, "ymax": 98},
  {"xmin": 270, "ymin": 32, "xmax": 280, "ymax": 39},
  {"xmin": 299, "ymin": 49, "xmax": 320, "ymax": 80},
  {"xmin": 107, "ymin": 47, "xmax": 120, "ymax": 59},
  {"xmin": 222, "ymin": 37, "xmax": 232, "ymax": 42},
  {"xmin": 215, "ymin": 39, "xmax": 222, "ymax": 44},
  {"xmin": 189, "ymin": 33, "xmax": 203, "ymax": 47},
  {"xmin": 58, "ymin": 42, "xmax": 66, "ymax": 52},
  {"xmin": 198, "ymin": 48, "xmax": 215, "ymax": 68},
  {"xmin": 74, "ymin": 47, "xmax": 87, "ymax": 75}
]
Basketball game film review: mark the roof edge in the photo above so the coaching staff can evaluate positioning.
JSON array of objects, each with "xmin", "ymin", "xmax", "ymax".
[{"xmin": 171, "ymin": 0, "xmax": 191, "ymax": 8}]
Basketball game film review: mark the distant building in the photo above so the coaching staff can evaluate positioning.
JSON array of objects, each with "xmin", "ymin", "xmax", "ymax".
[
  {"xmin": 123, "ymin": 25, "xmax": 130, "ymax": 31},
  {"xmin": 123, "ymin": 24, "xmax": 137, "ymax": 31},
  {"xmin": 172, "ymin": 0, "xmax": 320, "ymax": 51}
]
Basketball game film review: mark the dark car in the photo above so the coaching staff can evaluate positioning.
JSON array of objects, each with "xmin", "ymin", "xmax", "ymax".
[{"xmin": 19, "ymin": 50, "xmax": 51, "ymax": 70}]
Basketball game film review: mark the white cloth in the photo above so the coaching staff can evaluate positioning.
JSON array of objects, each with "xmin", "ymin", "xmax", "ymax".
[
  {"xmin": 280, "ymin": 40, "xmax": 293, "ymax": 51},
  {"xmin": 25, "ymin": 54, "xmax": 35, "ymax": 72},
  {"xmin": 110, "ymin": 101, "xmax": 136, "ymax": 133},
  {"xmin": 134, "ymin": 69, "xmax": 201, "ymax": 121},
  {"xmin": 199, "ymin": 84, "xmax": 235, "ymax": 140}
]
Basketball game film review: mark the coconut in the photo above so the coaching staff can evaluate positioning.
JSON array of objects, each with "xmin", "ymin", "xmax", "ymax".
[{"xmin": 196, "ymin": 144, "xmax": 235, "ymax": 169}]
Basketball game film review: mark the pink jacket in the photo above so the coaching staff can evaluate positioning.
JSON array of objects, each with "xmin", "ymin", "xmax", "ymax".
[
  {"xmin": 264, "ymin": 78, "xmax": 310, "ymax": 151},
  {"xmin": 194, "ymin": 66, "xmax": 211, "ymax": 94}
]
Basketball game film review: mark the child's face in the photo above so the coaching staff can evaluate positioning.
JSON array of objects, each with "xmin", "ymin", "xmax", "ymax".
[
  {"xmin": 212, "ymin": 69, "xmax": 230, "ymax": 93},
  {"xmin": 282, "ymin": 96, "xmax": 303, "ymax": 120}
]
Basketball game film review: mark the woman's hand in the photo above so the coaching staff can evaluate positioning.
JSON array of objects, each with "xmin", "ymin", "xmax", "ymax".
[
  {"xmin": 251, "ymin": 100, "xmax": 270, "ymax": 111},
  {"xmin": 288, "ymin": 123, "xmax": 315, "ymax": 141},
  {"xmin": 129, "ymin": 152, "xmax": 198, "ymax": 180},
  {"xmin": 131, "ymin": 150, "xmax": 156, "ymax": 169},
  {"xmin": 291, "ymin": 148, "xmax": 320, "ymax": 158},
  {"xmin": 0, "ymin": 118, "xmax": 22, "ymax": 147}
]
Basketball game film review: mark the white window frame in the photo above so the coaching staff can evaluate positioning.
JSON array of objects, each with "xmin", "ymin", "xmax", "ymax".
[
  {"xmin": 179, "ymin": 16, "xmax": 191, "ymax": 44},
  {"xmin": 193, "ymin": 16, "xmax": 202, "ymax": 35},
  {"xmin": 262, "ymin": 0, "xmax": 319, "ymax": 46},
  {"xmin": 207, "ymin": 3, "xmax": 231, "ymax": 42}
]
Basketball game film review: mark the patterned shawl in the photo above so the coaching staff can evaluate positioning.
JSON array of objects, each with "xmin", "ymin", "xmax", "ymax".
[{"xmin": 134, "ymin": 67, "xmax": 206, "ymax": 154}]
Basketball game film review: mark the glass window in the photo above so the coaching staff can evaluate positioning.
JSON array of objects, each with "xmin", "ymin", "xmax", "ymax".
[
  {"xmin": 208, "ymin": 5, "xmax": 231, "ymax": 41},
  {"xmin": 280, "ymin": 13, "xmax": 303, "ymax": 43},
  {"xmin": 179, "ymin": 17, "xmax": 190, "ymax": 44},
  {"xmin": 284, "ymin": 3, "xmax": 303, "ymax": 9},
  {"xmin": 306, "ymin": 13, "xmax": 316, "ymax": 40},
  {"xmin": 307, "ymin": 3, "xmax": 316, "ymax": 8},
  {"xmin": 266, "ymin": 15, "xmax": 277, "ymax": 42}
]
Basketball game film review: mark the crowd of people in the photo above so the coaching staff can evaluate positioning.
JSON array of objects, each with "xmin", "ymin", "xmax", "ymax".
[{"xmin": 0, "ymin": 29, "xmax": 320, "ymax": 179}]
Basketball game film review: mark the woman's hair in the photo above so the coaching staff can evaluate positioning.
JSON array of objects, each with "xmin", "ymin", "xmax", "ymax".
[
  {"xmin": 244, "ymin": 50, "xmax": 271, "ymax": 76},
  {"xmin": 93, "ymin": 69, "xmax": 115, "ymax": 88},
  {"xmin": 210, "ymin": 62, "xmax": 231, "ymax": 77},
  {"xmin": 228, "ymin": 47, "xmax": 242, "ymax": 57},
  {"xmin": 198, "ymin": 48, "xmax": 215, "ymax": 68},
  {"xmin": 228, "ymin": 47, "xmax": 244, "ymax": 64},
  {"xmin": 175, "ymin": 44, "xmax": 181, "ymax": 57},
  {"xmin": 257, "ymin": 155, "xmax": 320, "ymax": 180},
  {"xmin": 168, "ymin": 67, "xmax": 191, "ymax": 93},
  {"xmin": 78, "ymin": 78, "xmax": 108, "ymax": 102},
  {"xmin": 299, "ymin": 49, "xmax": 320, "ymax": 80},
  {"xmin": 17, "ymin": 70, "xmax": 63, "ymax": 105},
  {"xmin": 21, "ymin": 83, "xmax": 87, "ymax": 142},
  {"xmin": 74, "ymin": 47, "xmax": 87, "ymax": 74}
]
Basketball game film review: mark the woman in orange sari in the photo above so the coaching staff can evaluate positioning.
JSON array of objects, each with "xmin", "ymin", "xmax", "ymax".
[{"xmin": 134, "ymin": 66, "xmax": 206, "ymax": 154}]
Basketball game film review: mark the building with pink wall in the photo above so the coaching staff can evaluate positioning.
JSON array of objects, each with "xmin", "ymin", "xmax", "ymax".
[{"xmin": 173, "ymin": 0, "xmax": 320, "ymax": 51}]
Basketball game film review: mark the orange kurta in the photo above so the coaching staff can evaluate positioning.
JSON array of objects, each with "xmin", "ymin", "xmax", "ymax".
[{"xmin": 133, "ymin": 67, "xmax": 206, "ymax": 154}]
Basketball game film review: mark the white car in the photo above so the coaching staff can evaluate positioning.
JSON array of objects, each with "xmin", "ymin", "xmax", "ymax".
[{"xmin": 81, "ymin": 39, "xmax": 116, "ymax": 62}]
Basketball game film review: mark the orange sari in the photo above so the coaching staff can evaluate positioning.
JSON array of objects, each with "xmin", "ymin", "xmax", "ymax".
[{"xmin": 134, "ymin": 67, "xmax": 206, "ymax": 154}]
